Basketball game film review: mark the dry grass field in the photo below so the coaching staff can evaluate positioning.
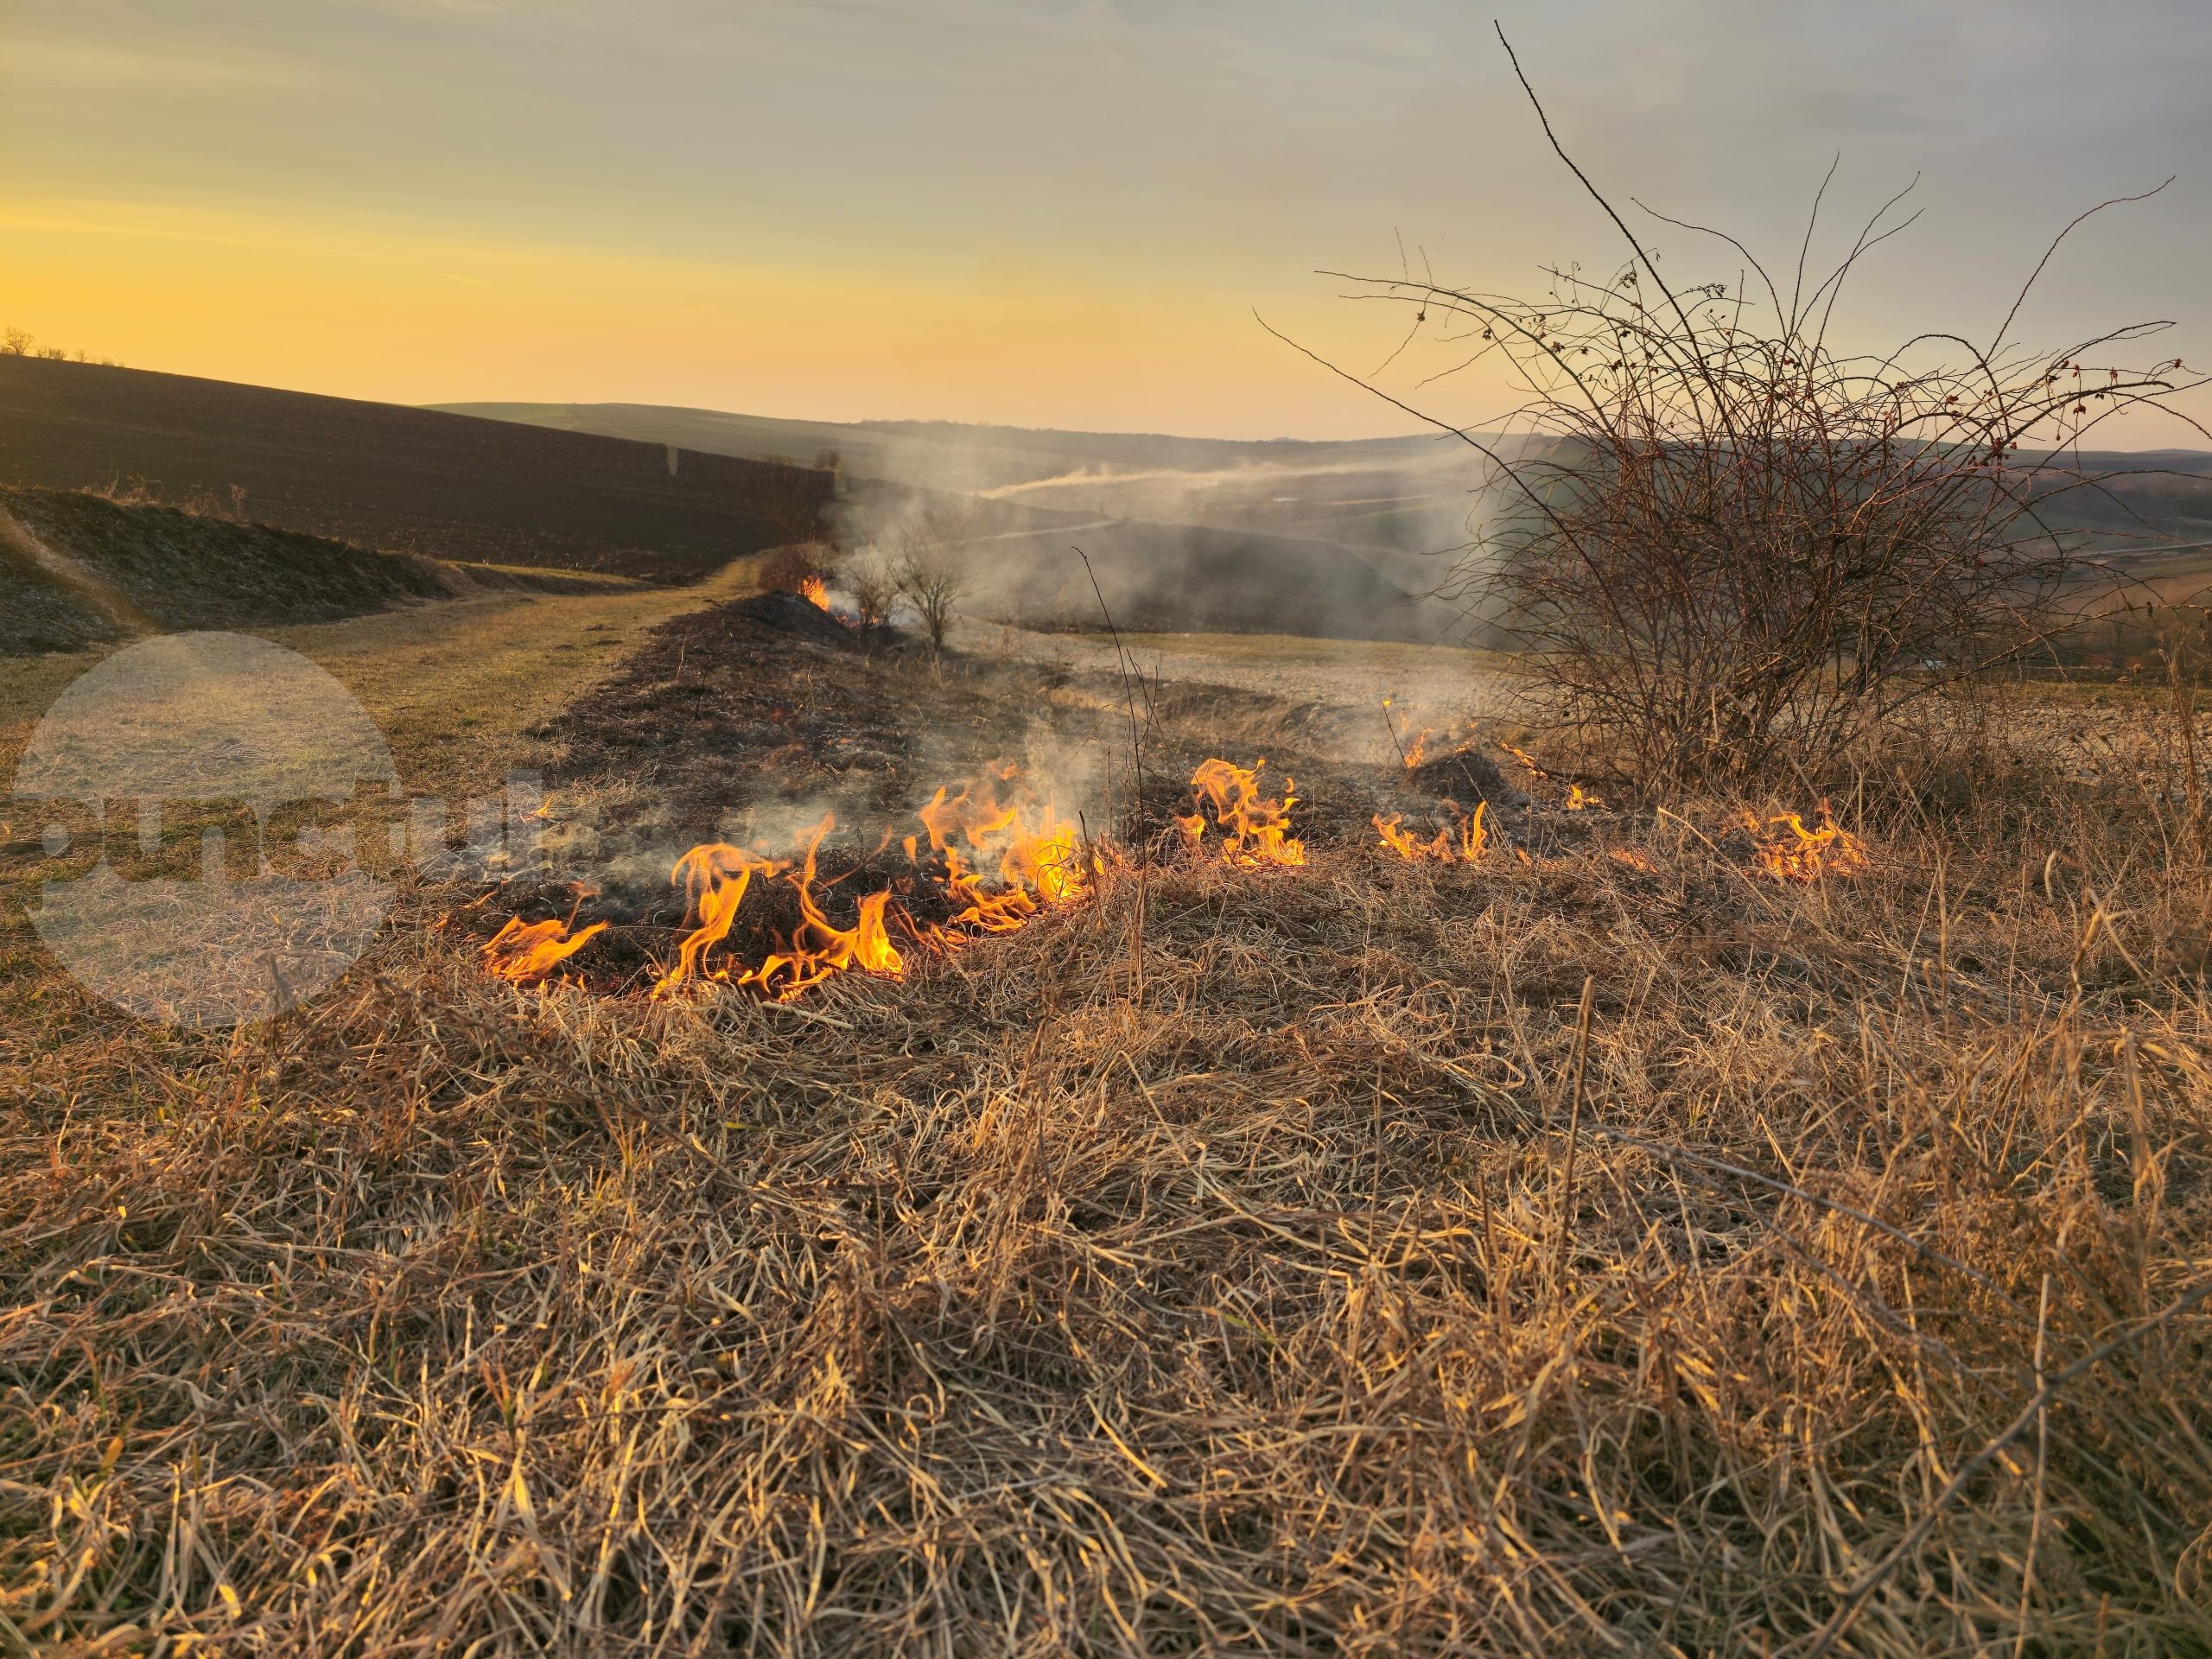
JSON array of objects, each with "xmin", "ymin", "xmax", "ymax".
[{"xmin": 3, "ymin": 571, "xmax": 2210, "ymax": 1654}]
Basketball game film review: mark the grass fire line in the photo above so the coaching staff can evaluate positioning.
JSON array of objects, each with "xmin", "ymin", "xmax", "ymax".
[{"xmin": 485, "ymin": 753, "xmax": 1868, "ymax": 993}]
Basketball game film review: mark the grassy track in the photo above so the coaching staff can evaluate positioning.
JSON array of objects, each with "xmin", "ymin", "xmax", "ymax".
[{"xmin": 0, "ymin": 561, "xmax": 756, "ymax": 796}]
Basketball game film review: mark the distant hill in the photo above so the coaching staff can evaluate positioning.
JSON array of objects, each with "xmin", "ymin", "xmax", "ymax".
[
  {"xmin": 439, "ymin": 399, "xmax": 2212, "ymax": 562},
  {"xmin": 431, "ymin": 401, "xmax": 1452, "ymax": 498},
  {"xmin": 0, "ymin": 359, "xmax": 831, "ymax": 582}
]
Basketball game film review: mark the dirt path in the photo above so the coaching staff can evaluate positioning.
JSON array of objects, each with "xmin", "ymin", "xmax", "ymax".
[{"xmin": 0, "ymin": 563, "xmax": 759, "ymax": 799}]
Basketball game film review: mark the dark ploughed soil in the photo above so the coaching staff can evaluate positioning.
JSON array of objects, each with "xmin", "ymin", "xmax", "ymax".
[{"xmin": 0, "ymin": 357, "xmax": 830, "ymax": 580}]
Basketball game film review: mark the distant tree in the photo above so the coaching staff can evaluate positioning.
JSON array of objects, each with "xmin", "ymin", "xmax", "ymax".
[
  {"xmin": 1, "ymin": 327, "xmax": 34, "ymax": 356},
  {"xmin": 35, "ymin": 346, "xmax": 67, "ymax": 360},
  {"xmin": 894, "ymin": 499, "xmax": 976, "ymax": 653}
]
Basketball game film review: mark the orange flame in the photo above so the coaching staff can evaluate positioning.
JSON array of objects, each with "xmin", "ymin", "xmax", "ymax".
[
  {"xmin": 655, "ymin": 817, "xmax": 905, "ymax": 1000},
  {"xmin": 649, "ymin": 771, "xmax": 1102, "ymax": 1000},
  {"xmin": 1745, "ymin": 807, "xmax": 1867, "ymax": 882},
  {"xmin": 798, "ymin": 575, "xmax": 830, "ymax": 610},
  {"xmin": 1374, "ymin": 799, "xmax": 1488, "ymax": 864},
  {"xmin": 482, "ymin": 915, "xmax": 607, "ymax": 983},
  {"xmin": 912, "ymin": 778, "xmax": 1092, "ymax": 938},
  {"xmin": 1565, "ymin": 783, "xmax": 1602, "ymax": 810},
  {"xmin": 1504, "ymin": 744, "xmax": 1548, "ymax": 778},
  {"xmin": 745, "ymin": 818, "xmax": 906, "ymax": 999},
  {"xmin": 1177, "ymin": 758, "xmax": 1305, "ymax": 868},
  {"xmin": 1382, "ymin": 698, "xmax": 1432, "ymax": 770},
  {"xmin": 658, "ymin": 842, "xmax": 785, "ymax": 992}
]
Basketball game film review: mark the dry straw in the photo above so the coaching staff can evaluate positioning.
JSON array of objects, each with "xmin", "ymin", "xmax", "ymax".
[{"xmin": 7, "ymin": 711, "xmax": 2212, "ymax": 1652}]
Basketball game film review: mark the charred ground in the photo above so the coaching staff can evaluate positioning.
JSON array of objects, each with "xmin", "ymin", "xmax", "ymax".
[{"xmin": 497, "ymin": 592, "xmax": 1529, "ymax": 992}]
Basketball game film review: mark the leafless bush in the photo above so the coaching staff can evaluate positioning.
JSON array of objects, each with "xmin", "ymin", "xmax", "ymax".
[
  {"xmin": 1302, "ymin": 35, "xmax": 2207, "ymax": 789},
  {"xmin": 896, "ymin": 499, "xmax": 976, "ymax": 652},
  {"xmin": 847, "ymin": 553, "xmax": 897, "ymax": 628}
]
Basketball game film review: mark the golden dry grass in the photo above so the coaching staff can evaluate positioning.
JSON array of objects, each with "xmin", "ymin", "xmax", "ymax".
[
  {"xmin": 5, "ymin": 703, "xmax": 2211, "ymax": 1652},
  {"xmin": 0, "ymin": 558, "xmax": 759, "ymax": 803}
]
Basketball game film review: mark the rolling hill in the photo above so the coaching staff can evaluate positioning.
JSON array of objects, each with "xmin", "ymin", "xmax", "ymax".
[{"xmin": 0, "ymin": 359, "xmax": 831, "ymax": 582}]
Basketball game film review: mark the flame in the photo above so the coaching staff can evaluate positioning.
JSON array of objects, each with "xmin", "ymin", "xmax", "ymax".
[
  {"xmin": 746, "ymin": 818, "xmax": 906, "ymax": 999},
  {"xmin": 482, "ymin": 915, "xmax": 607, "ymax": 983},
  {"xmin": 655, "ymin": 817, "xmax": 905, "ymax": 1000},
  {"xmin": 912, "ymin": 778, "xmax": 1092, "ymax": 937},
  {"xmin": 1382, "ymin": 698, "xmax": 1432, "ymax": 770},
  {"xmin": 798, "ymin": 575, "xmax": 830, "ymax": 610},
  {"xmin": 649, "ymin": 772, "xmax": 1100, "ymax": 1001},
  {"xmin": 1374, "ymin": 799, "xmax": 1488, "ymax": 864},
  {"xmin": 1504, "ymin": 744, "xmax": 1548, "ymax": 779},
  {"xmin": 1745, "ymin": 806, "xmax": 1867, "ymax": 882},
  {"xmin": 1565, "ymin": 783, "xmax": 1601, "ymax": 810},
  {"xmin": 659, "ymin": 842, "xmax": 784, "ymax": 991},
  {"xmin": 1177, "ymin": 758, "xmax": 1305, "ymax": 868}
]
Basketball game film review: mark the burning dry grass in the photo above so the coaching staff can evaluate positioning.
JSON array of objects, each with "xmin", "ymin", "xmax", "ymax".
[
  {"xmin": 1174, "ymin": 758, "xmax": 1306, "ymax": 869},
  {"xmin": 6, "ymin": 735, "xmax": 2212, "ymax": 1654},
  {"xmin": 1375, "ymin": 799, "xmax": 1489, "ymax": 864},
  {"xmin": 483, "ymin": 914, "xmax": 609, "ymax": 984}
]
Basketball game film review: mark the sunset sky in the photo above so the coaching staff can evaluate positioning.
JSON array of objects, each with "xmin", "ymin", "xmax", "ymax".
[{"xmin": 5, "ymin": 0, "xmax": 2209, "ymax": 442}]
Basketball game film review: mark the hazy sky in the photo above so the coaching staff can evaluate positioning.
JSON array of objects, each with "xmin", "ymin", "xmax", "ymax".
[{"xmin": 5, "ymin": 0, "xmax": 2209, "ymax": 441}]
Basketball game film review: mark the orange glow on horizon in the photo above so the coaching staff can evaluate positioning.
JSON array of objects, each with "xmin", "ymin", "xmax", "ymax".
[{"xmin": 0, "ymin": 194, "xmax": 1433, "ymax": 441}]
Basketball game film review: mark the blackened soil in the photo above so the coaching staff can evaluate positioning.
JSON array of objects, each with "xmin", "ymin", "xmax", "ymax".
[{"xmin": 478, "ymin": 591, "xmax": 1576, "ymax": 993}]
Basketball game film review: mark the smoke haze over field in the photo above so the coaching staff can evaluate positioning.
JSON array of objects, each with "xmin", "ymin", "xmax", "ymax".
[{"xmin": 451, "ymin": 400, "xmax": 1506, "ymax": 643}]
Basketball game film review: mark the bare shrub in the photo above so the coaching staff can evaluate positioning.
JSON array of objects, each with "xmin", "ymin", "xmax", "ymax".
[
  {"xmin": 895, "ymin": 499, "xmax": 976, "ymax": 652},
  {"xmin": 847, "ymin": 553, "xmax": 897, "ymax": 628},
  {"xmin": 1305, "ymin": 37, "xmax": 2207, "ymax": 789},
  {"xmin": 1, "ymin": 327, "xmax": 33, "ymax": 356}
]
